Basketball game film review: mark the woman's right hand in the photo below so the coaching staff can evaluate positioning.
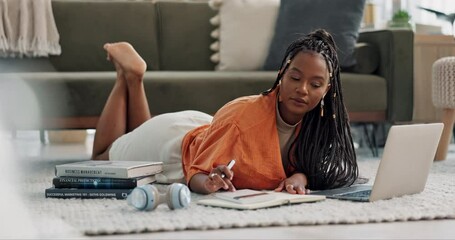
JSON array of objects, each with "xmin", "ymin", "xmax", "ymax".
[
  {"xmin": 204, "ymin": 165, "xmax": 236, "ymax": 193},
  {"xmin": 189, "ymin": 165, "xmax": 236, "ymax": 194}
]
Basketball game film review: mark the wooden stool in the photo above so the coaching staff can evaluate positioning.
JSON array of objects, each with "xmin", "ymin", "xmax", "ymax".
[{"xmin": 432, "ymin": 57, "xmax": 455, "ymax": 160}]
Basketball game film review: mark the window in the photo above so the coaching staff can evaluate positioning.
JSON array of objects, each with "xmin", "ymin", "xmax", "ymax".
[{"xmin": 367, "ymin": 0, "xmax": 455, "ymax": 35}]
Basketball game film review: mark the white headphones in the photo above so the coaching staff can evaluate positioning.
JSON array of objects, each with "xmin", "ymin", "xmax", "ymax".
[{"xmin": 127, "ymin": 183, "xmax": 191, "ymax": 211}]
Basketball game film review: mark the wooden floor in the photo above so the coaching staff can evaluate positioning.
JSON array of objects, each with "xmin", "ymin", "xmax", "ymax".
[{"xmin": 7, "ymin": 130, "xmax": 455, "ymax": 239}]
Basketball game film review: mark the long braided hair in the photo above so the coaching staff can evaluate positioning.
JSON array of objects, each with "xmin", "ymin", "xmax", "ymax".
[{"xmin": 263, "ymin": 29, "xmax": 358, "ymax": 190}]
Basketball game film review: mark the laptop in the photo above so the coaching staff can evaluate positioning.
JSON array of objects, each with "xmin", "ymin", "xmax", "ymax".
[{"xmin": 312, "ymin": 123, "xmax": 443, "ymax": 202}]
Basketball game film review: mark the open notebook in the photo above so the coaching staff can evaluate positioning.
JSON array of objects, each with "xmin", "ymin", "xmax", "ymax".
[{"xmin": 197, "ymin": 189, "xmax": 325, "ymax": 210}]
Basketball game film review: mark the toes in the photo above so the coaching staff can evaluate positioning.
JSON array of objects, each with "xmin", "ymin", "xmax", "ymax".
[
  {"xmin": 103, "ymin": 43, "xmax": 111, "ymax": 50},
  {"xmin": 104, "ymin": 43, "xmax": 112, "ymax": 61}
]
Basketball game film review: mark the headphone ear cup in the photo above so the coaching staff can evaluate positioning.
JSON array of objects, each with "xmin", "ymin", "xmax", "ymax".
[
  {"xmin": 127, "ymin": 184, "xmax": 159, "ymax": 211},
  {"xmin": 166, "ymin": 183, "xmax": 191, "ymax": 210}
]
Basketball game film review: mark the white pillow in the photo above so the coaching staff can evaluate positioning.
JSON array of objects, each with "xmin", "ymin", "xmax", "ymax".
[{"xmin": 209, "ymin": 0, "xmax": 280, "ymax": 71}]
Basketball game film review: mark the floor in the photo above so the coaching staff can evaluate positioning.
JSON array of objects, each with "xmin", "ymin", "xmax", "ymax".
[{"xmin": 4, "ymin": 130, "xmax": 455, "ymax": 239}]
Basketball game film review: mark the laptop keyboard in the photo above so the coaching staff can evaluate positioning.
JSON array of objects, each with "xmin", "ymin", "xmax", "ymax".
[{"xmin": 340, "ymin": 190, "xmax": 372, "ymax": 198}]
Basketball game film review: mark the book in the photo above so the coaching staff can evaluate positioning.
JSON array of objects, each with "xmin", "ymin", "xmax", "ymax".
[
  {"xmin": 55, "ymin": 160, "xmax": 163, "ymax": 179},
  {"xmin": 45, "ymin": 187, "xmax": 132, "ymax": 200},
  {"xmin": 52, "ymin": 175, "xmax": 156, "ymax": 189},
  {"xmin": 197, "ymin": 189, "xmax": 326, "ymax": 210}
]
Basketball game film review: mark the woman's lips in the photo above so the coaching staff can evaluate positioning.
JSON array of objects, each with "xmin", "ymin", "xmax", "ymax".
[{"xmin": 291, "ymin": 97, "xmax": 308, "ymax": 105}]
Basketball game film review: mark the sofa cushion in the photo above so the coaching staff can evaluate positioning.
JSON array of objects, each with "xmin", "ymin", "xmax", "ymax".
[
  {"xmin": 340, "ymin": 73, "xmax": 386, "ymax": 111},
  {"xmin": 50, "ymin": 0, "xmax": 159, "ymax": 71},
  {"xmin": 155, "ymin": 0, "xmax": 216, "ymax": 71},
  {"xmin": 209, "ymin": 0, "xmax": 279, "ymax": 71},
  {"xmin": 263, "ymin": 0, "xmax": 366, "ymax": 70}
]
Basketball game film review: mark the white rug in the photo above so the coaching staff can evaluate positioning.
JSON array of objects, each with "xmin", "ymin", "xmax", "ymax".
[{"xmin": 19, "ymin": 157, "xmax": 455, "ymax": 236}]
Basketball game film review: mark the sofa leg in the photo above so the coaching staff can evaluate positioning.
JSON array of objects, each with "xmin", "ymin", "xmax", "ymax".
[
  {"xmin": 40, "ymin": 130, "xmax": 46, "ymax": 144},
  {"xmin": 362, "ymin": 123, "xmax": 379, "ymax": 157}
]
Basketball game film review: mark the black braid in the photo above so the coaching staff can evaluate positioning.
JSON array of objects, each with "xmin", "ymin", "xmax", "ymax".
[{"xmin": 263, "ymin": 29, "xmax": 358, "ymax": 190}]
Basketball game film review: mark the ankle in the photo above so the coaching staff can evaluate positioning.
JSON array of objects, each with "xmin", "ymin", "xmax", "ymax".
[
  {"xmin": 125, "ymin": 72, "xmax": 144, "ymax": 87},
  {"xmin": 128, "ymin": 62, "xmax": 147, "ymax": 76}
]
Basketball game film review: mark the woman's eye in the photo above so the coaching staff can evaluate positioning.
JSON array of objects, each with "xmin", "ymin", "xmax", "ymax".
[
  {"xmin": 312, "ymin": 83, "xmax": 322, "ymax": 88},
  {"xmin": 290, "ymin": 76, "xmax": 300, "ymax": 80}
]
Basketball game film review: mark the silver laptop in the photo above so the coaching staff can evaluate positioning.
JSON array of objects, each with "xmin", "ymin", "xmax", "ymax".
[{"xmin": 313, "ymin": 123, "xmax": 443, "ymax": 202}]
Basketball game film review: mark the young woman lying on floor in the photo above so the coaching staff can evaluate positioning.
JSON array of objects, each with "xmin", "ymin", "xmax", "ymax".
[{"xmin": 91, "ymin": 29, "xmax": 358, "ymax": 195}]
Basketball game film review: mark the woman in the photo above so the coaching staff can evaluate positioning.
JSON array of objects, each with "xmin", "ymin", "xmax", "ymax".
[{"xmin": 91, "ymin": 29, "xmax": 358, "ymax": 195}]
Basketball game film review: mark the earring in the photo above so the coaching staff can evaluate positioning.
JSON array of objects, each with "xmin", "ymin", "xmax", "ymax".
[
  {"xmin": 127, "ymin": 183, "xmax": 191, "ymax": 211},
  {"xmin": 320, "ymin": 98, "xmax": 324, "ymax": 117}
]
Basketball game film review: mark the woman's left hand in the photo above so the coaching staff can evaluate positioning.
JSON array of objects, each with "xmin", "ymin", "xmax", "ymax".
[{"xmin": 274, "ymin": 172, "xmax": 309, "ymax": 194}]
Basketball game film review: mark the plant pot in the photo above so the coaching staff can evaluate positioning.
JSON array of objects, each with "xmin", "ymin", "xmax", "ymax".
[{"xmin": 387, "ymin": 19, "xmax": 414, "ymax": 30}]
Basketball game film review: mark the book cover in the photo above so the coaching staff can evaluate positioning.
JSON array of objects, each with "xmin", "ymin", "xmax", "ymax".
[
  {"xmin": 197, "ymin": 189, "xmax": 326, "ymax": 210},
  {"xmin": 55, "ymin": 160, "xmax": 163, "ymax": 179},
  {"xmin": 45, "ymin": 187, "xmax": 132, "ymax": 200},
  {"xmin": 52, "ymin": 175, "xmax": 156, "ymax": 189}
]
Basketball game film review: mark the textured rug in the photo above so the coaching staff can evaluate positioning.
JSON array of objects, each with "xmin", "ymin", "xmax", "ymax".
[{"xmin": 19, "ymin": 156, "xmax": 455, "ymax": 236}]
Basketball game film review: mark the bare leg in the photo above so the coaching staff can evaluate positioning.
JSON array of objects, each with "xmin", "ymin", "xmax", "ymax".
[
  {"xmin": 91, "ymin": 42, "xmax": 150, "ymax": 160},
  {"xmin": 91, "ymin": 60, "xmax": 127, "ymax": 160},
  {"xmin": 104, "ymin": 42, "xmax": 151, "ymax": 131}
]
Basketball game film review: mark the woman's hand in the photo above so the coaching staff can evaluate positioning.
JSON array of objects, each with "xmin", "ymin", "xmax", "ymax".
[
  {"xmin": 189, "ymin": 164, "xmax": 236, "ymax": 194},
  {"xmin": 274, "ymin": 172, "xmax": 309, "ymax": 194},
  {"xmin": 205, "ymin": 165, "xmax": 236, "ymax": 193}
]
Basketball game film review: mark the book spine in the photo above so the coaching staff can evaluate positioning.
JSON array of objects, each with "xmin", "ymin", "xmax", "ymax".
[
  {"xmin": 53, "ymin": 177, "xmax": 136, "ymax": 189},
  {"xmin": 55, "ymin": 166, "xmax": 127, "ymax": 178},
  {"xmin": 45, "ymin": 188, "xmax": 132, "ymax": 200}
]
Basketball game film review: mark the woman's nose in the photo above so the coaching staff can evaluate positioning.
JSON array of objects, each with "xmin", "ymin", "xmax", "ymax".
[{"xmin": 296, "ymin": 82, "xmax": 309, "ymax": 95}]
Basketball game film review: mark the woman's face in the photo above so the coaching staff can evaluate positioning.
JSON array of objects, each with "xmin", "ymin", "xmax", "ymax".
[{"xmin": 278, "ymin": 51, "xmax": 331, "ymax": 125}]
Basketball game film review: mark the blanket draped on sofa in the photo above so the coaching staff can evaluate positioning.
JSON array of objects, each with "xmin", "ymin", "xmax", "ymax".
[{"xmin": 0, "ymin": 0, "xmax": 61, "ymax": 57}]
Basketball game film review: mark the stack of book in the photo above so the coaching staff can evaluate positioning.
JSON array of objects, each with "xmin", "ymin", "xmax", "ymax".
[{"xmin": 45, "ymin": 160, "xmax": 163, "ymax": 200}]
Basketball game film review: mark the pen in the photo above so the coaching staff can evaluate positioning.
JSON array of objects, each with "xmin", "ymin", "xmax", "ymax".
[{"xmin": 221, "ymin": 159, "xmax": 236, "ymax": 178}]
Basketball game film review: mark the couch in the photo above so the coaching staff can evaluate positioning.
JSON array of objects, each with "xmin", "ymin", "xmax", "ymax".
[{"xmin": 0, "ymin": 0, "xmax": 414, "ymax": 132}]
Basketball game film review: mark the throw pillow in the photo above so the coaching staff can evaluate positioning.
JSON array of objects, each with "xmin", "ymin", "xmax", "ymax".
[
  {"xmin": 209, "ymin": 0, "xmax": 280, "ymax": 71},
  {"xmin": 263, "ymin": 0, "xmax": 366, "ymax": 70}
]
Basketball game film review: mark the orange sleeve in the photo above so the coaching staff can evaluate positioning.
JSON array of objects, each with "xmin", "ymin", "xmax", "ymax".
[
  {"xmin": 181, "ymin": 91, "xmax": 286, "ymax": 190},
  {"xmin": 183, "ymin": 122, "xmax": 243, "ymax": 185}
]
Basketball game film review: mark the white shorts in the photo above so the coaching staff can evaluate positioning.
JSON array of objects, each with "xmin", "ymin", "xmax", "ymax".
[{"xmin": 109, "ymin": 110, "xmax": 212, "ymax": 184}]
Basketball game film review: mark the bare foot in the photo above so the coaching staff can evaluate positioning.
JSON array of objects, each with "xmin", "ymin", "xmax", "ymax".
[{"xmin": 104, "ymin": 42, "xmax": 147, "ymax": 76}]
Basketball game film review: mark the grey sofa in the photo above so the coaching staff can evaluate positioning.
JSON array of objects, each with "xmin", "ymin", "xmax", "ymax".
[{"xmin": 0, "ymin": 0, "xmax": 414, "ymax": 131}]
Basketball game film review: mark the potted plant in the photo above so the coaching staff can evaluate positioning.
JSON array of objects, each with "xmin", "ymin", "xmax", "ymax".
[{"xmin": 388, "ymin": 10, "xmax": 413, "ymax": 29}]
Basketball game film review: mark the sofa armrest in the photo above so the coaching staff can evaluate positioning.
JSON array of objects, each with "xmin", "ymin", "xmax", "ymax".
[{"xmin": 358, "ymin": 29, "xmax": 414, "ymax": 122}]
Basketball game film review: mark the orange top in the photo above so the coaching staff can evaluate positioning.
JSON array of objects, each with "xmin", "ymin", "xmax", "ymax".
[{"xmin": 181, "ymin": 89, "xmax": 291, "ymax": 190}]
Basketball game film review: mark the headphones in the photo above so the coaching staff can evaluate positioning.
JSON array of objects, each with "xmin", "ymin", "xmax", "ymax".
[{"xmin": 127, "ymin": 183, "xmax": 191, "ymax": 211}]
